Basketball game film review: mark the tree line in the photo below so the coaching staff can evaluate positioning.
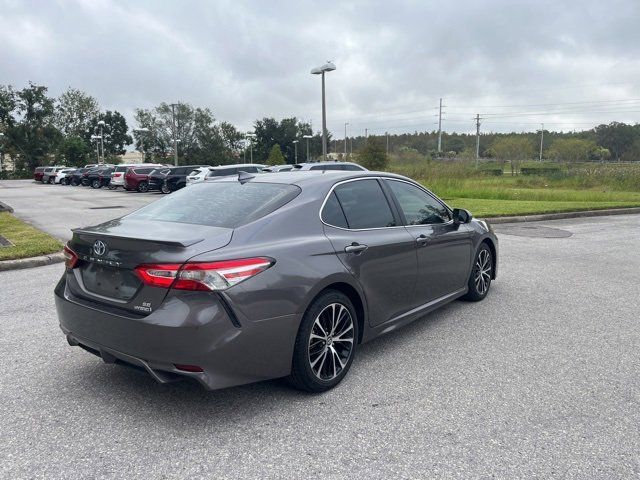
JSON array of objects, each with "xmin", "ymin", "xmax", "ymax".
[{"xmin": 1, "ymin": 81, "xmax": 639, "ymax": 176}]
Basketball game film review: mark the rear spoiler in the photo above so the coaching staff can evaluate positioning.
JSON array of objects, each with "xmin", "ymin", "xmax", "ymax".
[{"xmin": 71, "ymin": 228, "xmax": 204, "ymax": 247}]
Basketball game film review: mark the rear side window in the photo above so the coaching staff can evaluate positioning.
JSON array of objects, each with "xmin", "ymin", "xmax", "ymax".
[
  {"xmin": 209, "ymin": 168, "xmax": 236, "ymax": 177},
  {"xmin": 135, "ymin": 168, "xmax": 153, "ymax": 174},
  {"xmin": 128, "ymin": 182, "xmax": 301, "ymax": 228},
  {"xmin": 321, "ymin": 192, "xmax": 348, "ymax": 228},
  {"xmin": 343, "ymin": 164, "xmax": 364, "ymax": 171},
  {"xmin": 115, "ymin": 166, "xmax": 128, "ymax": 173},
  {"xmin": 332, "ymin": 179, "xmax": 396, "ymax": 229}
]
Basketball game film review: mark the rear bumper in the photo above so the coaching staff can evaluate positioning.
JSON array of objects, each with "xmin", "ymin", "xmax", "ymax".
[{"xmin": 54, "ymin": 275, "xmax": 299, "ymax": 390}]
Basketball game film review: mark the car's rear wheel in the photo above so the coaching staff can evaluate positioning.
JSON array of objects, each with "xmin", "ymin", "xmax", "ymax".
[
  {"xmin": 48, "ymin": 177, "xmax": 55, "ymax": 185},
  {"xmin": 289, "ymin": 290, "xmax": 358, "ymax": 392},
  {"xmin": 137, "ymin": 181, "xmax": 149, "ymax": 193},
  {"xmin": 160, "ymin": 183, "xmax": 171, "ymax": 194},
  {"xmin": 462, "ymin": 243, "xmax": 493, "ymax": 301},
  {"xmin": 91, "ymin": 179, "xmax": 101, "ymax": 189},
  {"xmin": 108, "ymin": 184, "xmax": 117, "ymax": 190}
]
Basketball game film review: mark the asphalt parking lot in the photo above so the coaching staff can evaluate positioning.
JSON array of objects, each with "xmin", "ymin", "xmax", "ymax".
[{"xmin": 1, "ymin": 180, "xmax": 640, "ymax": 478}]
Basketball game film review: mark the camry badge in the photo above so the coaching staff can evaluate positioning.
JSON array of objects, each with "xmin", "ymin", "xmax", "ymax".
[{"xmin": 93, "ymin": 240, "xmax": 107, "ymax": 256}]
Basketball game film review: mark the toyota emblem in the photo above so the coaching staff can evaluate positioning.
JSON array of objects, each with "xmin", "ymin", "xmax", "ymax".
[{"xmin": 93, "ymin": 240, "xmax": 107, "ymax": 256}]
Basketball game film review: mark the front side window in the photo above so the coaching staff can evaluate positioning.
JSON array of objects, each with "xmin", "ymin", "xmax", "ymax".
[
  {"xmin": 386, "ymin": 180, "xmax": 451, "ymax": 225},
  {"xmin": 332, "ymin": 179, "xmax": 396, "ymax": 229}
]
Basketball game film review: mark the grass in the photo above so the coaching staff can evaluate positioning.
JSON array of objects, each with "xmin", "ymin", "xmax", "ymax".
[
  {"xmin": 0, "ymin": 212, "xmax": 63, "ymax": 261},
  {"xmin": 386, "ymin": 158, "xmax": 640, "ymax": 217}
]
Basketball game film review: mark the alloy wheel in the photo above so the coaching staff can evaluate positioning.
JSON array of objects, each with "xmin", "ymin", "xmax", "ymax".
[
  {"xmin": 308, "ymin": 303, "xmax": 355, "ymax": 381},
  {"xmin": 474, "ymin": 249, "xmax": 492, "ymax": 295}
]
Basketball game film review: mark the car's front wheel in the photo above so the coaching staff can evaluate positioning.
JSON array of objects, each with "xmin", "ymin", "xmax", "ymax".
[
  {"xmin": 462, "ymin": 243, "xmax": 493, "ymax": 301},
  {"xmin": 160, "ymin": 183, "xmax": 171, "ymax": 194},
  {"xmin": 137, "ymin": 181, "xmax": 149, "ymax": 193},
  {"xmin": 91, "ymin": 179, "xmax": 101, "ymax": 189},
  {"xmin": 289, "ymin": 290, "xmax": 358, "ymax": 392}
]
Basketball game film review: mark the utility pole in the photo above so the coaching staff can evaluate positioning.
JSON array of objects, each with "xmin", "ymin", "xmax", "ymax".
[
  {"xmin": 437, "ymin": 97, "xmax": 443, "ymax": 155},
  {"xmin": 539, "ymin": 123, "xmax": 544, "ymax": 162},
  {"xmin": 170, "ymin": 103, "xmax": 178, "ymax": 166},
  {"xmin": 365, "ymin": 128, "xmax": 368, "ymax": 138},
  {"xmin": 293, "ymin": 140, "xmax": 299, "ymax": 164},
  {"xmin": 475, "ymin": 114, "xmax": 481, "ymax": 168},
  {"xmin": 386, "ymin": 132, "xmax": 389, "ymax": 155}
]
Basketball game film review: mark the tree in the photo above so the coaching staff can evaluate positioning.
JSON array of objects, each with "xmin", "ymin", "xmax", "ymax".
[
  {"xmin": 358, "ymin": 137, "xmax": 389, "ymax": 170},
  {"xmin": 594, "ymin": 122, "xmax": 637, "ymax": 161},
  {"xmin": 548, "ymin": 138, "xmax": 597, "ymax": 163},
  {"xmin": 253, "ymin": 117, "xmax": 326, "ymax": 163},
  {"xmin": 55, "ymin": 88, "xmax": 99, "ymax": 137},
  {"xmin": 86, "ymin": 110, "xmax": 132, "ymax": 159},
  {"xmin": 5, "ymin": 83, "xmax": 61, "ymax": 171},
  {"xmin": 621, "ymin": 138, "xmax": 640, "ymax": 162},
  {"xmin": 57, "ymin": 135, "xmax": 91, "ymax": 167},
  {"xmin": 488, "ymin": 136, "xmax": 535, "ymax": 174},
  {"xmin": 134, "ymin": 102, "xmax": 241, "ymax": 165},
  {"xmin": 267, "ymin": 144, "xmax": 286, "ymax": 165}
]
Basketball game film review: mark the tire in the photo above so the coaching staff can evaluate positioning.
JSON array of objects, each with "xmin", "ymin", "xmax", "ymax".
[
  {"xmin": 48, "ymin": 177, "xmax": 55, "ymax": 185},
  {"xmin": 108, "ymin": 184, "xmax": 117, "ymax": 190},
  {"xmin": 462, "ymin": 243, "xmax": 493, "ymax": 302},
  {"xmin": 137, "ymin": 181, "xmax": 149, "ymax": 193},
  {"xmin": 91, "ymin": 179, "xmax": 101, "ymax": 189},
  {"xmin": 160, "ymin": 183, "xmax": 171, "ymax": 194},
  {"xmin": 61, "ymin": 178, "xmax": 67, "ymax": 185},
  {"xmin": 289, "ymin": 290, "xmax": 358, "ymax": 393}
]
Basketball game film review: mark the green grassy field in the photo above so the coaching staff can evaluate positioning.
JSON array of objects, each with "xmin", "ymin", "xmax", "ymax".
[
  {"xmin": 0, "ymin": 212, "xmax": 62, "ymax": 261},
  {"xmin": 387, "ymin": 160, "xmax": 640, "ymax": 217}
]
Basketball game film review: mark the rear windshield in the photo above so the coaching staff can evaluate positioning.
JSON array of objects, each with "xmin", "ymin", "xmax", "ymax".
[{"xmin": 128, "ymin": 181, "xmax": 301, "ymax": 228}]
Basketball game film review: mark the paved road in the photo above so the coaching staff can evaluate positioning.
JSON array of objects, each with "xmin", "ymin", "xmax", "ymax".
[
  {"xmin": 0, "ymin": 179, "xmax": 158, "ymax": 241},
  {"xmin": 1, "ymin": 181, "xmax": 640, "ymax": 478}
]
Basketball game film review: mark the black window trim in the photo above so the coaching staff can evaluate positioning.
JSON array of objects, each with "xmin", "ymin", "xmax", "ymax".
[
  {"xmin": 319, "ymin": 177, "xmax": 405, "ymax": 231},
  {"xmin": 383, "ymin": 178, "xmax": 454, "ymax": 227}
]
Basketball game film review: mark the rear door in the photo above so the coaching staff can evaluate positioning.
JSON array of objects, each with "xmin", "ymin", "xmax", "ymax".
[
  {"xmin": 384, "ymin": 179, "xmax": 473, "ymax": 304},
  {"xmin": 322, "ymin": 178, "xmax": 418, "ymax": 326}
]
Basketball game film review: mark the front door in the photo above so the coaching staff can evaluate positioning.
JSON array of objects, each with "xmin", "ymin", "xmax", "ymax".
[
  {"xmin": 384, "ymin": 179, "xmax": 473, "ymax": 304},
  {"xmin": 321, "ymin": 179, "xmax": 418, "ymax": 326}
]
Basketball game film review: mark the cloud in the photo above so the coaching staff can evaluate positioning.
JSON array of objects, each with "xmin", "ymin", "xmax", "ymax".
[{"xmin": 2, "ymin": 0, "xmax": 640, "ymax": 137}]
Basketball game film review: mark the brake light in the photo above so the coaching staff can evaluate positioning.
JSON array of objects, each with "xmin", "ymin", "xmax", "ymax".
[
  {"xmin": 113, "ymin": 173, "xmax": 122, "ymax": 177},
  {"xmin": 63, "ymin": 245, "xmax": 79, "ymax": 269},
  {"xmin": 134, "ymin": 258, "xmax": 273, "ymax": 291}
]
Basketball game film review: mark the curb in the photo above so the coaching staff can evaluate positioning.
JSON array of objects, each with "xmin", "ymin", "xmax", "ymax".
[
  {"xmin": 0, "ymin": 200, "xmax": 14, "ymax": 213},
  {"xmin": 485, "ymin": 207, "xmax": 640, "ymax": 224},
  {"xmin": 0, "ymin": 251, "xmax": 65, "ymax": 272}
]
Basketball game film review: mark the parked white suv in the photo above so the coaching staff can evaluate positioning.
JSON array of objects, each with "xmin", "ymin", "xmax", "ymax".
[
  {"xmin": 110, "ymin": 163, "xmax": 165, "ymax": 189},
  {"xmin": 54, "ymin": 168, "xmax": 77, "ymax": 185},
  {"xmin": 186, "ymin": 164, "xmax": 266, "ymax": 185}
]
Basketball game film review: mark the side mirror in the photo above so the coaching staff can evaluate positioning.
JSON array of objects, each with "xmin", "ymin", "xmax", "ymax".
[{"xmin": 452, "ymin": 208, "xmax": 472, "ymax": 224}]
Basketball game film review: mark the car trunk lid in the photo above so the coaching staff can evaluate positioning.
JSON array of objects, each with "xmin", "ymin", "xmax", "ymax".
[{"xmin": 65, "ymin": 218, "xmax": 233, "ymax": 315}]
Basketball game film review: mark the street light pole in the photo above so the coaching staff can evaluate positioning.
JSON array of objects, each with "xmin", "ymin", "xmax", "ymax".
[
  {"xmin": 344, "ymin": 123, "xmax": 349, "ymax": 159},
  {"xmin": 293, "ymin": 140, "xmax": 299, "ymax": 164},
  {"xmin": 245, "ymin": 133, "xmax": 256, "ymax": 163},
  {"xmin": 98, "ymin": 121, "xmax": 105, "ymax": 164},
  {"xmin": 539, "ymin": 123, "xmax": 544, "ymax": 162},
  {"xmin": 170, "ymin": 103, "xmax": 178, "ymax": 166},
  {"xmin": 311, "ymin": 61, "xmax": 336, "ymax": 161},
  {"xmin": 303, "ymin": 135, "xmax": 313, "ymax": 162}
]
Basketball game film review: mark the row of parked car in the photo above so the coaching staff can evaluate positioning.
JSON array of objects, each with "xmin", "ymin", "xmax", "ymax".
[{"xmin": 32, "ymin": 161, "xmax": 367, "ymax": 194}]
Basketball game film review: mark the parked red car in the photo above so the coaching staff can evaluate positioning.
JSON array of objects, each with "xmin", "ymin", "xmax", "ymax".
[
  {"xmin": 34, "ymin": 166, "xmax": 46, "ymax": 182},
  {"xmin": 123, "ymin": 166, "xmax": 158, "ymax": 192}
]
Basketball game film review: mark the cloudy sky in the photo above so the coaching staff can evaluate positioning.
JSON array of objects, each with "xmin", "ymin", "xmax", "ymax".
[{"xmin": 2, "ymin": 0, "xmax": 640, "ymax": 138}]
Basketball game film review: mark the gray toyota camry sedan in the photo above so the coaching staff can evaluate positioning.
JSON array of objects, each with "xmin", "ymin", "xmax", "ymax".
[{"xmin": 55, "ymin": 170, "xmax": 498, "ymax": 392}]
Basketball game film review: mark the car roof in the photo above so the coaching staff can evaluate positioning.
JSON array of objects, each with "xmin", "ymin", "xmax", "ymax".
[
  {"xmin": 293, "ymin": 161, "xmax": 365, "ymax": 170},
  {"xmin": 208, "ymin": 163, "xmax": 266, "ymax": 169},
  {"xmin": 208, "ymin": 170, "xmax": 411, "ymax": 188}
]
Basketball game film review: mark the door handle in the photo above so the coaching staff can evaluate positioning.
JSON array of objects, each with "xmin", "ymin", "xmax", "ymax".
[
  {"xmin": 344, "ymin": 243, "xmax": 368, "ymax": 254},
  {"xmin": 415, "ymin": 234, "xmax": 430, "ymax": 247}
]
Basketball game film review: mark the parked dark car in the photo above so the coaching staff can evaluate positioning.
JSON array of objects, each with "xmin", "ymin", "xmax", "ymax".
[
  {"xmin": 56, "ymin": 171, "xmax": 498, "ymax": 392},
  {"xmin": 160, "ymin": 165, "xmax": 207, "ymax": 194},
  {"xmin": 80, "ymin": 165, "xmax": 114, "ymax": 186},
  {"xmin": 124, "ymin": 166, "xmax": 159, "ymax": 192},
  {"xmin": 34, "ymin": 166, "xmax": 46, "ymax": 182},
  {"xmin": 68, "ymin": 168, "xmax": 90, "ymax": 186},
  {"xmin": 147, "ymin": 168, "xmax": 172, "ymax": 191},
  {"xmin": 87, "ymin": 167, "xmax": 115, "ymax": 189}
]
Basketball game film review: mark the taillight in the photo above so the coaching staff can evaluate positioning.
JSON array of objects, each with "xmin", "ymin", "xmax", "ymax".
[
  {"xmin": 63, "ymin": 245, "xmax": 79, "ymax": 269},
  {"xmin": 134, "ymin": 258, "xmax": 273, "ymax": 291}
]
